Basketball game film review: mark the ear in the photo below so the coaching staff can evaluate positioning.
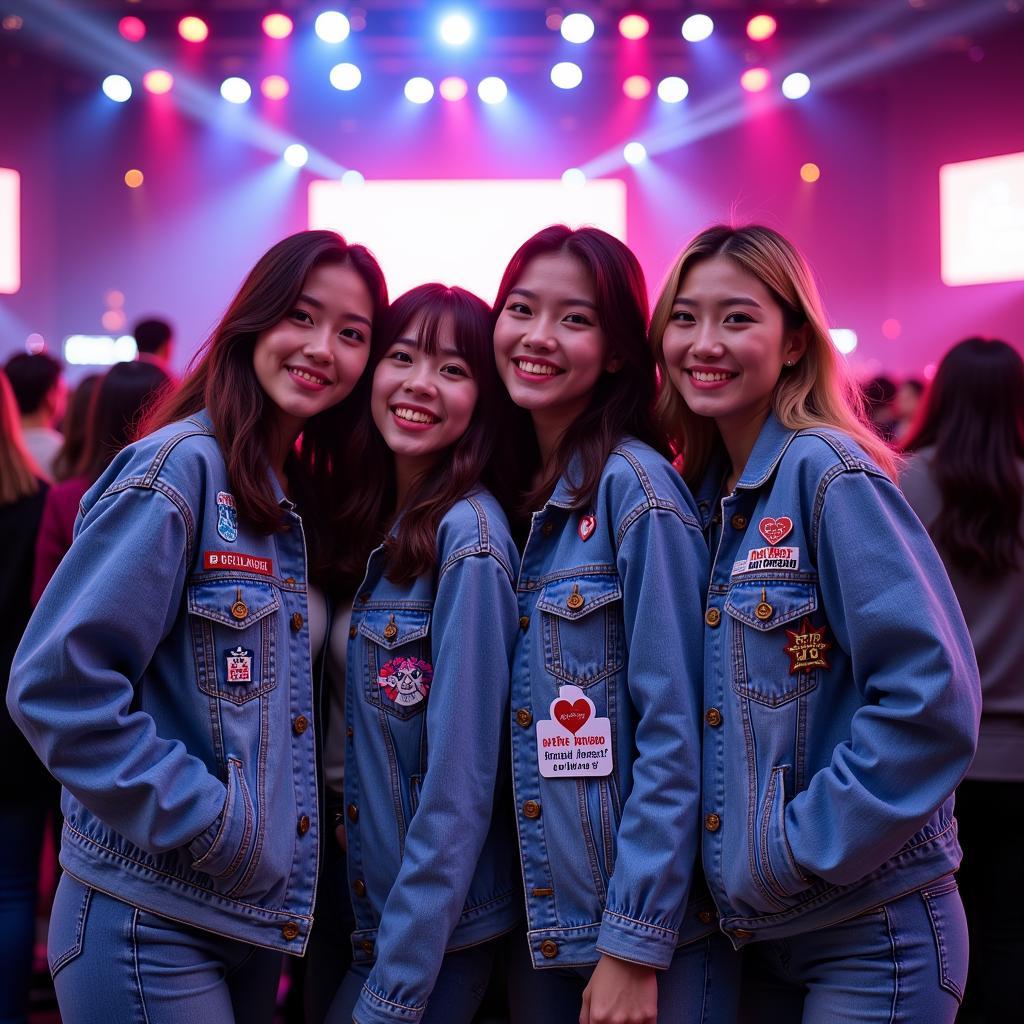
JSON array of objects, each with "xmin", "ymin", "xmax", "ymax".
[{"xmin": 782, "ymin": 325, "xmax": 809, "ymax": 368}]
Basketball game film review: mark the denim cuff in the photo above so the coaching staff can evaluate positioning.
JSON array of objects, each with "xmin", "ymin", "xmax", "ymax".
[
  {"xmin": 353, "ymin": 983, "xmax": 424, "ymax": 1024},
  {"xmin": 595, "ymin": 908, "xmax": 678, "ymax": 970},
  {"xmin": 188, "ymin": 759, "xmax": 253, "ymax": 880}
]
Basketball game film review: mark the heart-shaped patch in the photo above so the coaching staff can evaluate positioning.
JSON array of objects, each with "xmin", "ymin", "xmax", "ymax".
[
  {"xmin": 553, "ymin": 698, "xmax": 591, "ymax": 735},
  {"xmin": 759, "ymin": 516, "xmax": 793, "ymax": 546},
  {"xmin": 578, "ymin": 514, "xmax": 596, "ymax": 542}
]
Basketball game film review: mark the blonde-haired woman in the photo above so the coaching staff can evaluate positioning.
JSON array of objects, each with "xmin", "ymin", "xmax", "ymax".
[{"xmin": 650, "ymin": 224, "xmax": 981, "ymax": 1022}]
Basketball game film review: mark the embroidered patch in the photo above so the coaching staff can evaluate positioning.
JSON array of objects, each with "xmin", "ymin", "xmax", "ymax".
[
  {"xmin": 216, "ymin": 491, "xmax": 238, "ymax": 542},
  {"xmin": 226, "ymin": 646, "xmax": 254, "ymax": 684},
  {"xmin": 783, "ymin": 618, "xmax": 832, "ymax": 674},
  {"xmin": 732, "ymin": 546, "xmax": 801, "ymax": 575},
  {"xmin": 578, "ymin": 514, "xmax": 596, "ymax": 542},
  {"xmin": 203, "ymin": 551, "xmax": 274, "ymax": 576},
  {"xmin": 759, "ymin": 516, "xmax": 793, "ymax": 546},
  {"xmin": 536, "ymin": 685, "xmax": 613, "ymax": 778},
  {"xmin": 377, "ymin": 656, "xmax": 433, "ymax": 707}
]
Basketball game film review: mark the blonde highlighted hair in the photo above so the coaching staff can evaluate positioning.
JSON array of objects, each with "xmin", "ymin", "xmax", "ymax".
[
  {"xmin": 0, "ymin": 369, "xmax": 43, "ymax": 504},
  {"xmin": 649, "ymin": 224, "xmax": 897, "ymax": 485}
]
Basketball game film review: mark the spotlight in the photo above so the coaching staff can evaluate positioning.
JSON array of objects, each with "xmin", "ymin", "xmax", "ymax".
[
  {"xmin": 329, "ymin": 63, "xmax": 362, "ymax": 91},
  {"xmin": 123, "ymin": 169, "xmax": 144, "ymax": 189},
  {"xmin": 284, "ymin": 144, "xmax": 309, "ymax": 168},
  {"xmin": 404, "ymin": 77, "xmax": 435, "ymax": 104},
  {"xmin": 262, "ymin": 13, "xmax": 294, "ymax": 40},
  {"xmin": 178, "ymin": 16, "xmax": 209, "ymax": 43},
  {"xmin": 261, "ymin": 75, "xmax": 290, "ymax": 100},
  {"xmin": 829, "ymin": 329, "xmax": 857, "ymax": 355},
  {"xmin": 740, "ymin": 67, "xmax": 770, "ymax": 93},
  {"xmin": 800, "ymin": 162, "xmax": 821, "ymax": 183},
  {"xmin": 477, "ymin": 77, "xmax": 508, "ymax": 104},
  {"xmin": 618, "ymin": 15, "xmax": 650, "ymax": 41},
  {"xmin": 681, "ymin": 14, "xmax": 714, "ymax": 43},
  {"xmin": 342, "ymin": 169, "xmax": 365, "ymax": 187},
  {"xmin": 102, "ymin": 74, "xmax": 132, "ymax": 102},
  {"xmin": 118, "ymin": 16, "xmax": 145, "ymax": 43},
  {"xmin": 439, "ymin": 12, "xmax": 473, "ymax": 47},
  {"xmin": 550, "ymin": 62, "xmax": 583, "ymax": 89},
  {"xmin": 882, "ymin": 318, "xmax": 902, "ymax": 340},
  {"xmin": 142, "ymin": 70, "xmax": 174, "ymax": 95},
  {"xmin": 561, "ymin": 13, "xmax": 595, "ymax": 44},
  {"xmin": 782, "ymin": 72, "xmax": 811, "ymax": 99},
  {"xmin": 657, "ymin": 76, "xmax": 688, "ymax": 103},
  {"xmin": 623, "ymin": 75, "xmax": 651, "ymax": 100},
  {"xmin": 220, "ymin": 77, "xmax": 252, "ymax": 104},
  {"xmin": 440, "ymin": 76, "xmax": 468, "ymax": 102},
  {"xmin": 561, "ymin": 168, "xmax": 586, "ymax": 188},
  {"xmin": 746, "ymin": 15, "xmax": 777, "ymax": 42},
  {"xmin": 623, "ymin": 141, "xmax": 647, "ymax": 165},
  {"xmin": 315, "ymin": 11, "xmax": 351, "ymax": 44}
]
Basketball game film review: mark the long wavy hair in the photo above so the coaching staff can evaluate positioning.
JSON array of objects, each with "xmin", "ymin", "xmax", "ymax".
[
  {"xmin": 0, "ymin": 369, "xmax": 42, "ymax": 504},
  {"xmin": 142, "ymin": 230, "xmax": 388, "ymax": 584},
  {"xmin": 337, "ymin": 283, "xmax": 503, "ymax": 587},
  {"xmin": 52, "ymin": 373, "xmax": 100, "ymax": 482},
  {"xmin": 903, "ymin": 337, "xmax": 1024, "ymax": 576},
  {"xmin": 649, "ymin": 224, "xmax": 897, "ymax": 485},
  {"xmin": 492, "ymin": 224, "xmax": 664, "ymax": 515}
]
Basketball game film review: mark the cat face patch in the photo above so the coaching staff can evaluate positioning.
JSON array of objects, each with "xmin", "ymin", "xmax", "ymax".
[{"xmin": 377, "ymin": 656, "xmax": 433, "ymax": 707}]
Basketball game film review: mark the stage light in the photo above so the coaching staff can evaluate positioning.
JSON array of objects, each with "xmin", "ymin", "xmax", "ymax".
[
  {"xmin": 477, "ymin": 76, "xmax": 508, "ymax": 104},
  {"xmin": 329, "ymin": 63, "xmax": 362, "ymax": 91},
  {"xmin": 740, "ymin": 67, "xmax": 770, "ymax": 93},
  {"xmin": 118, "ymin": 16, "xmax": 145, "ymax": 42},
  {"xmin": 561, "ymin": 13, "xmax": 595, "ymax": 44},
  {"xmin": 657, "ymin": 76, "xmax": 689, "ymax": 103},
  {"xmin": 681, "ymin": 14, "xmax": 714, "ymax": 43},
  {"xmin": 561, "ymin": 168, "xmax": 586, "ymax": 188},
  {"xmin": 618, "ymin": 15, "xmax": 650, "ymax": 41},
  {"xmin": 782, "ymin": 72, "xmax": 811, "ymax": 99},
  {"xmin": 221, "ymin": 77, "xmax": 252, "ymax": 104},
  {"xmin": 746, "ymin": 15, "xmax": 777, "ymax": 42},
  {"xmin": 178, "ymin": 16, "xmax": 208, "ymax": 43},
  {"xmin": 261, "ymin": 75, "xmax": 290, "ymax": 100},
  {"xmin": 284, "ymin": 144, "xmax": 309, "ymax": 168},
  {"xmin": 102, "ymin": 75, "xmax": 132, "ymax": 102},
  {"xmin": 882, "ymin": 318, "xmax": 902, "ymax": 340},
  {"xmin": 25, "ymin": 334, "xmax": 45, "ymax": 354},
  {"xmin": 262, "ymin": 13, "xmax": 293, "ymax": 40},
  {"xmin": 829, "ymin": 329, "xmax": 857, "ymax": 355},
  {"xmin": 550, "ymin": 62, "xmax": 583, "ymax": 89},
  {"xmin": 800, "ymin": 162, "xmax": 821, "ymax": 183},
  {"xmin": 439, "ymin": 76, "xmax": 468, "ymax": 102},
  {"xmin": 439, "ymin": 12, "xmax": 473, "ymax": 47},
  {"xmin": 123, "ymin": 169, "xmax": 144, "ymax": 189},
  {"xmin": 315, "ymin": 11, "xmax": 350, "ymax": 44},
  {"xmin": 143, "ymin": 70, "xmax": 174, "ymax": 95},
  {"xmin": 623, "ymin": 141, "xmax": 647, "ymax": 165},
  {"xmin": 341, "ymin": 169, "xmax": 365, "ymax": 187},
  {"xmin": 404, "ymin": 77, "xmax": 435, "ymax": 104},
  {"xmin": 623, "ymin": 75, "xmax": 651, "ymax": 100}
]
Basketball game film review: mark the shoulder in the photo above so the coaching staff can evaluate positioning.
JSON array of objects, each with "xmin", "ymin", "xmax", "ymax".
[
  {"xmin": 597, "ymin": 438, "xmax": 700, "ymax": 522},
  {"xmin": 781, "ymin": 427, "xmax": 890, "ymax": 487},
  {"xmin": 437, "ymin": 490, "xmax": 517, "ymax": 578}
]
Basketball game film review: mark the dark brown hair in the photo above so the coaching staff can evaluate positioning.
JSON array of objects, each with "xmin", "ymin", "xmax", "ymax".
[
  {"xmin": 903, "ymin": 337, "xmax": 1024, "ymax": 576},
  {"xmin": 52, "ymin": 372, "xmax": 101, "ymax": 481},
  {"xmin": 491, "ymin": 225, "xmax": 663, "ymax": 514},
  {"xmin": 143, "ymin": 230, "xmax": 388, "ymax": 584}
]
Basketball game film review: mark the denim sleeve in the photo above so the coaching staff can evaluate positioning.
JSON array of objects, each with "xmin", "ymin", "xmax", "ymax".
[
  {"xmin": 787, "ymin": 469, "xmax": 981, "ymax": 883},
  {"xmin": 7, "ymin": 483, "xmax": 227, "ymax": 854},
  {"xmin": 355, "ymin": 551, "xmax": 517, "ymax": 1024},
  {"xmin": 595, "ymin": 506, "xmax": 708, "ymax": 969}
]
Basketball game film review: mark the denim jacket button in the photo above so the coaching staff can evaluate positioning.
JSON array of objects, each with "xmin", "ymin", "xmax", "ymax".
[
  {"xmin": 698, "ymin": 909, "xmax": 717, "ymax": 924},
  {"xmin": 705, "ymin": 608, "xmax": 721, "ymax": 628},
  {"xmin": 297, "ymin": 815, "xmax": 310, "ymax": 836},
  {"xmin": 284, "ymin": 577, "xmax": 296, "ymax": 585},
  {"xmin": 519, "ymin": 615, "xmax": 530, "ymax": 631},
  {"xmin": 359, "ymin": 939, "xmax": 374, "ymax": 954},
  {"xmin": 732, "ymin": 928, "xmax": 754, "ymax": 940},
  {"xmin": 705, "ymin": 708, "xmax": 723, "ymax": 727},
  {"xmin": 541, "ymin": 521, "xmax": 555, "ymax": 537},
  {"xmin": 566, "ymin": 584, "xmax": 585, "ymax": 611},
  {"xmin": 292, "ymin": 715, "xmax": 309, "ymax": 735},
  {"xmin": 704, "ymin": 812, "xmax": 721, "ymax": 832},
  {"xmin": 515, "ymin": 708, "xmax": 533, "ymax": 728},
  {"xmin": 281, "ymin": 922, "xmax": 300, "ymax": 941},
  {"xmin": 523, "ymin": 800, "xmax": 542, "ymax": 820},
  {"xmin": 291, "ymin": 612, "xmax": 304, "ymax": 632},
  {"xmin": 730, "ymin": 514, "xmax": 748, "ymax": 530},
  {"xmin": 352, "ymin": 878, "xmax": 367, "ymax": 897},
  {"xmin": 540, "ymin": 940, "xmax": 559, "ymax": 959},
  {"xmin": 347, "ymin": 804, "xmax": 359, "ymax": 823}
]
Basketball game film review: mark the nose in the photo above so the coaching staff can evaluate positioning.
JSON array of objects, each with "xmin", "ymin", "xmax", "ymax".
[
  {"xmin": 522, "ymin": 319, "xmax": 557, "ymax": 351},
  {"xmin": 403, "ymin": 363, "xmax": 437, "ymax": 397},
  {"xmin": 690, "ymin": 323, "xmax": 725, "ymax": 359},
  {"xmin": 303, "ymin": 328, "xmax": 334, "ymax": 363}
]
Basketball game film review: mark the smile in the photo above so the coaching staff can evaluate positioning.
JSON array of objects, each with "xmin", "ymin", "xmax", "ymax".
[
  {"xmin": 513, "ymin": 358, "xmax": 562, "ymax": 377},
  {"xmin": 687, "ymin": 369, "xmax": 738, "ymax": 383},
  {"xmin": 392, "ymin": 405, "xmax": 440, "ymax": 425},
  {"xmin": 287, "ymin": 366, "xmax": 332, "ymax": 386}
]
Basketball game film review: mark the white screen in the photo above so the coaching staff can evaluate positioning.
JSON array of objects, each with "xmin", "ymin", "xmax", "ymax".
[{"xmin": 0, "ymin": 168, "xmax": 19, "ymax": 294}]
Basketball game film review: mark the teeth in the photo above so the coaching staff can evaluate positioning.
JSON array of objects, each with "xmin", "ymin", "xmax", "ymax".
[
  {"xmin": 690, "ymin": 370, "xmax": 734, "ymax": 383},
  {"xmin": 516, "ymin": 359, "xmax": 559, "ymax": 376},
  {"xmin": 394, "ymin": 406, "xmax": 437, "ymax": 424},
  {"xmin": 289, "ymin": 367, "xmax": 329, "ymax": 385}
]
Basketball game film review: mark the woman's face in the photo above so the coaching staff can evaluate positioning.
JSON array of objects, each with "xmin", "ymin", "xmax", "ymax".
[
  {"xmin": 252, "ymin": 261, "xmax": 374, "ymax": 437},
  {"xmin": 371, "ymin": 311, "xmax": 479, "ymax": 472},
  {"xmin": 661, "ymin": 254, "xmax": 805, "ymax": 431}
]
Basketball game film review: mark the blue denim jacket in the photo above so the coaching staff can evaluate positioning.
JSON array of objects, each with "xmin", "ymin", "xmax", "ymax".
[
  {"xmin": 512, "ymin": 439, "xmax": 716, "ymax": 971},
  {"xmin": 345, "ymin": 490, "xmax": 521, "ymax": 1024},
  {"xmin": 7, "ymin": 412, "xmax": 321, "ymax": 953},
  {"xmin": 696, "ymin": 414, "xmax": 980, "ymax": 945}
]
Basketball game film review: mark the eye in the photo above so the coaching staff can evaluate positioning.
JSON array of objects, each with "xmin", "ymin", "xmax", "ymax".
[
  {"xmin": 670, "ymin": 310, "xmax": 696, "ymax": 323},
  {"xmin": 724, "ymin": 312, "xmax": 755, "ymax": 324},
  {"xmin": 563, "ymin": 312, "xmax": 593, "ymax": 326},
  {"xmin": 288, "ymin": 309, "xmax": 314, "ymax": 325},
  {"xmin": 506, "ymin": 301, "xmax": 531, "ymax": 315},
  {"xmin": 442, "ymin": 362, "xmax": 471, "ymax": 378},
  {"xmin": 340, "ymin": 327, "xmax": 366, "ymax": 343},
  {"xmin": 388, "ymin": 349, "xmax": 414, "ymax": 364}
]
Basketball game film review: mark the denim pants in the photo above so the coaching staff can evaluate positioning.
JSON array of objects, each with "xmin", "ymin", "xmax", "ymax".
[
  {"xmin": 507, "ymin": 930, "xmax": 742, "ymax": 1024},
  {"xmin": 738, "ymin": 877, "xmax": 968, "ymax": 1023},
  {"xmin": 48, "ymin": 872, "xmax": 283, "ymax": 1024}
]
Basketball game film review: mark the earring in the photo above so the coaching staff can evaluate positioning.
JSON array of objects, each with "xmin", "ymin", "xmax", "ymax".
[{"xmin": 784, "ymin": 360, "xmax": 794, "ymax": 367}]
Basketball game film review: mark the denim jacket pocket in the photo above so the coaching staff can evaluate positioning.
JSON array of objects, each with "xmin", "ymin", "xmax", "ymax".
[
  {"xmin": 188, "ymin": 580, "xmax": 280, "ymax": 704},
  {"xmin": 537, "ymin": 575, "xmax": 624, "ymax": 688},
  {"xmin": 725, "ymin": 581, "xmax": 821, "ymax": 707},
  {"xmin": 188, "ymin": 757, "xmax": 256, "ymax": 882},
  {"xmin": 759, "ymin": 765, "xmax": 812, "ymax": 901},
  {"xmin": 359, "ymin": 609, "xmax": 433, "ymax": 720}
]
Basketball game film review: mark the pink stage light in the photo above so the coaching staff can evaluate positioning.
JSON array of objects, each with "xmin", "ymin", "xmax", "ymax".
[
  {"xmin": 746, "ymin": 15, "xmax": 777, "ymax": 42},
  {"xmin": 740, "ymin": 67, "xmax": 770, "ymax": 93},
  {"xmin": 178, "ymin": 16, "xmax": 209, "ymax": 43},
  {"xmin": 881, "ymin": 318, "xmax": 902, "ymax": 340},
  {"xmin": 262, "ymin": 13, "xmax": 293, "ymax": 39},
  {"xmin": 439, "ymin": 76, "xmax": 468, "ymax": 102},
  {"xmin": 0, "ymin": 168, "xmax": 19, "ymax": 294},
  {"xmin": 261, "ymin": 75, "xmax": 290, "ymax": 100},
  {"xmin": 143, "ymin": 70, "xmax": 174, "ymax": 95},
  {"xmin": 118, "ymin": 16, "xmax": 146, "ymax": 43},
  {"xmin": 623, "ymin": 75, "xmax": 651, "ymax": 100},
  {"xmin": 618, "ymin": 15, "xmax": 650, "ymax": 41}
]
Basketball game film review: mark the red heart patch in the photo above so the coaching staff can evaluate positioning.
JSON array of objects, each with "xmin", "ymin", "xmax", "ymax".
[
  {"xmin": 759, "ymin": 516, "xmax": 793, "ymax": 546},
  {"xmin": 553, "ymin": 698, "xmax": 591, "ymax": 735},
  {"xmin": 578, "ymin": 514, "xmax": 596, "ymax": 542}
]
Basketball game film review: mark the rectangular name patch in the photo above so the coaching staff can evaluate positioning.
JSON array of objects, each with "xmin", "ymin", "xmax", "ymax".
[
  {"xmin": 732, "ymin": 546, "xmax": 800, "ymax": 576},
  {"xmin": 203, "ymin": 551, "xmax": 274, "ymax": 576}
]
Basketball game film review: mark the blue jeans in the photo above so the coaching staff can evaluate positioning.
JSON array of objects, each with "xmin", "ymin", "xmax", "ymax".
[
  {"xmin": 507, "ymin": 930, "xmax": 742, "ymax": 1024},
  {"xmin": 48, "ymin": 872, "xmax": 283, "ymax": 1024},
  {"xmin": 738, "ymin": 877, "xmax": 968, "ymax": 1023}
]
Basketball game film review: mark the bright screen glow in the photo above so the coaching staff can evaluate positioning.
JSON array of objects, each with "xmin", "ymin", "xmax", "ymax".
[
  {"xmin": 308, "ymin": 179, "xmax": 627, "ymax": 301},
  {"xmin": 0, "ymin": 168, "xmax": 19, "ymax": 294},
  {"xmin": 63, "ymin": 335, "xmax": 138, "ymax": 366},
  {"xmin": 940, "ymin": 151, "xmax": 1024, "ymax": 286}
]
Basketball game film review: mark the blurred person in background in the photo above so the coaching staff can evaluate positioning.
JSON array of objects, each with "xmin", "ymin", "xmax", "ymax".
[
  {"xmin": 50, "ymin": 373, "xmax": 100, "ymax": 483},
  {"xmin": 892, "ymin": 377, "xmax": 924, "ymax": 445},
  {"xmin": 0, "ymin": 368, "xmax": 50, "ymax": 1024},
  {"xmin": 3, "ymin": 352, "xmax": 66, "ymax": 478},
  {"xmin": 901, "ymin": 336, "xmax": 1024, "ymax": 1024},
  {"xmin": 133, "ymin": 317, "xmax": 175, "ymax": 374},
  {"xmin": 861, "ymin": 374, "xmax": 898, "ymax": 443}
]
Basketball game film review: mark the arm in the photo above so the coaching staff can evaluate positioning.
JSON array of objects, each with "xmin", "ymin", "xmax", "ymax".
[{"xmin": 786, "ymin": 470, "xmax": 981, "ymax": 882}]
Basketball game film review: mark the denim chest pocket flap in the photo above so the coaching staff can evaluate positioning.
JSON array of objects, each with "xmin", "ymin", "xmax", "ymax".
[
  {"xmin": 357, "ymin": 607, "xmax": 431, "ymax": 649},
  {"xmin": 188, "ymin": 579, "xmax": 281, "ymax": 703},
  {"xmin": 358, "ymin": 608, "xmax": 433, "ymax": 720},
  {"xmin": 725, "ymin": 580, "xmax": 818, "ymax": 631}
]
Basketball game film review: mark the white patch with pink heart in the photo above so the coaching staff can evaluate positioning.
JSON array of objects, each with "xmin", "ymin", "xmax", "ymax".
[{"xmin": 535, "ymin": 685, "xmax": 613, "ymax": 778}]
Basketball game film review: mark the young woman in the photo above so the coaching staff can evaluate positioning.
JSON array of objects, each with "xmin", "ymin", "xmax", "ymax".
[
  {"xmin": 649, "ymin": 224, "xmax": 980, "ymax": 1022},
  {"xmin": 900, "ymin": 337, "xmax": 1024, "ymax": 1023},
  {"xmin": 317, "ymin": 284, "xmax": 520, "ymax": 1024},
  {"xmin": 493, "ymin": 225, "xmax": 736, "ymax": 1024},
  {"xmin": 7, "ymin": 230, "xmax": 387, "ymax": 1024}
]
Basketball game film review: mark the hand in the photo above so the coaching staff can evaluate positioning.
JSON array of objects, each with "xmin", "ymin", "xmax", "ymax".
[{"xmin": 580, "ymin": 954, "xmax": 658, "ymax": 1024}]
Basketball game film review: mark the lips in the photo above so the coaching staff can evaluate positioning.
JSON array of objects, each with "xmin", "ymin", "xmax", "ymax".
[
  {"xmin": 286, "ymin": 365, "xmax": 333, "ymax": 389},
  {"xmin": 391, "ymin": 404, "xmax": 440, "ymax": 424},
  {"xmin": 687, "ymin": 367, "xmax": 738, "ymax": 383},
  {"xmin": 512, "ymin": 356, "xmax": 563, "ymax": 379}
]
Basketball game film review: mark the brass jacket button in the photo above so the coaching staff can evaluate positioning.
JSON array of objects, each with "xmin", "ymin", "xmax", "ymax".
[
  {"xmin": 291, "ymin": 612, "xmax": 304, "ymax": 631},
  {"xmin": 284, "ymin": 576, "xmax": 296, "ymax": 585},
  {"xmin": 698, "ymin": 909, "xmax": 717, "ymax": 925},
  {"xmin": 519, "ymin": 615, "xmax": 530, "ymax": 630},
  {"xmin": 349, "ymin": 626, "xmax": 357, "ymax": 639},
  {"xmin": 523, "ymin": 800, "xmax": 541, "ymax": 819},
  {"xmin": 347, "ymin": 803, "xmax": 359, "ymax": 823},
  {"xmin": 346, "ymin": 726, "xmax": 354, "ymax": 738},
  {"xmin": 540, "ymin": 939, "xmax": 559, "ymax": 959},
  {"xmin": 732, "ymin": 928, "xmax": 754, "ymax": 940},
  {"xmin": 230, "ymin": 601, "xmax": 248, "ymax": 621},
  {"xmin": 705, "ymin": 708, "xmax": 723, "ymax": 727},
  {"xmin": 297, "ymin": 815, "xmax": 310, "ymax": 836},
  {"xmin": 359, "ymin": 939, "xmax": 374, "ymax": 954},
  {"xmin": 755, "ymin": 602, "xmax": 774, "ymax": 622},
  {"xmin": 515, "ymin": 708, "xmax": 533, "ymax": 728},
  {"xmin": 281, "ymin": 922, "xmax": 300, "ymax": 941},
  {"xmin": 566, "ymin": 584, "xmax": 585, "ymax": 611},
  {"xmin": 705, "ymin": 813, "xmax": 721, "ymax": 832},
  {"xmin": 352, "ymin": 878, "xmax": 367, "ymax": 898},
  {"xmin": 293, "ymin": 715, "xmax": 309, "ymax": 735},
  {"xmin": 541, "ymin": 521, "xmax": 555, "ymax": 537},
  {"xmin": 705, "ymin": 608, "xmax": 721, "ymax": 627},
  {"xmin": 731, "ymin": 514, "xmax": 748, "ymax": 530}
]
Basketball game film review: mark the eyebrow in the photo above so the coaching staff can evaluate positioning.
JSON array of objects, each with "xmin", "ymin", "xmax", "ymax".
[
  {"xmin": 394, "ymin": 337, "xmax": 464, "ymax": 358},
  {"xmin": 510, "ymin": 287, "xmax": 597, "ymax": 311},
  {"xmin": 297, "ymin": 293, "xmax": 372, "ymax": 328},
  {"xmin": 673, "ymin": 295, "xmax": 763, "ymax": 309}
]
